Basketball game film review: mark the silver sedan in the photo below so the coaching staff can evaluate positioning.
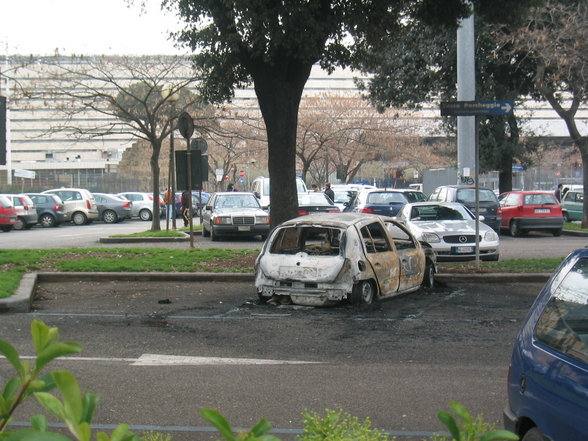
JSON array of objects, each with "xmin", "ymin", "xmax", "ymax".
[{"xmin": 395, "ymin": 201, "xmax": 500, "ymax": 261}]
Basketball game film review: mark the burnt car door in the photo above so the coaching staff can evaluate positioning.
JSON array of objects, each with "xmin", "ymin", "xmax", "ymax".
[
  {"xmin": 358, "ymin": 221, "xmax": 400, "ymax": 295},
  {"xmin": 384, "ymin": 220, "xmax": 425, "ymax": 292}
]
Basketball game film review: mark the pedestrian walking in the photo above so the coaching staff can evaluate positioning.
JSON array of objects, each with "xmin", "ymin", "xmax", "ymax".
[{"xmin": 181, "ymin": 189, "xmax": 191, "ymax": 227}]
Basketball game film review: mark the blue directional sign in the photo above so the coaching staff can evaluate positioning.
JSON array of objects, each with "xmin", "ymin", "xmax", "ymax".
[{"xmin": 440, "ymin": 100, "xmax": 514, "ymax": 116}]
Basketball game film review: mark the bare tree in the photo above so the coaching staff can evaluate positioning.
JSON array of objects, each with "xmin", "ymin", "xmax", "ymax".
[
  {"xmin": 26, "ymin": 55, "xmax": 215, "ymax": 231},
  {"xmin": 494, "ymin": 0, "xmax": 588, "ymax": 226}
]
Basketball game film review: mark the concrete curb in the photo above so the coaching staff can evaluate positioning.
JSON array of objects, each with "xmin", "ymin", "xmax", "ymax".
[{"xmin": 0, "ymin": 271, "xmax": 551, "ymax": 313}]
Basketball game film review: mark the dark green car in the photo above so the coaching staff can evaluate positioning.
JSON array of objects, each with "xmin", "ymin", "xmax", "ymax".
[{"xmin": 561, "ymin": 190, "xmax": 584, "ymax": 221}]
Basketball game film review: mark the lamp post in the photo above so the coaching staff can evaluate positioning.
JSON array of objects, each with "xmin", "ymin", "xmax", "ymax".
[
  {"xmin": 178, "ymin": 111, "xmax": 195, "ymax": 248},
  {"xmin": 162, "ymin": 87, "xmax": 180, "ymax": 231}
]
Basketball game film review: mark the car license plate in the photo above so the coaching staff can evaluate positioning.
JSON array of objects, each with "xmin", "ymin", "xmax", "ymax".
[
  {"xmin": 453, "ymin": 246, "xmax": 474, "ymax": 254},
  {"xmin": 535, "ymin": 208, "xmax": 549, "ymax": 213},
  {"xmin": 478, "ymin": 208, "xmax": 487, "ymax": 213},
  {"xmin": 238, "ymin": 226, "xmax": 251, "ymax": 231}
]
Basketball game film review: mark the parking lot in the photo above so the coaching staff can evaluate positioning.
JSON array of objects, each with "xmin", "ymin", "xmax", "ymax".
[{"xmin": 2, "ymin": 278, "xmax": 544, "ymax": 441}]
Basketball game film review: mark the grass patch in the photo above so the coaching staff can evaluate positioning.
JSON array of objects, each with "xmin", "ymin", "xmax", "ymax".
[
  {"xmin": 440, "ymin": 257, "xmax": 564, "ymax": 273},
  {"xmin": 564, "ymin": 222, "xmax": 588, "ymax": 232},
  {"xmin": 0, "ymin": 248, "xmax": 259, "ymax": 298},
  {"xmin": 0, "ymin": 270, "xmax": 25, "ymax": 299},
  {"xmin": 109, "ymin": 230, "xmax": 188, "ymax": 238}
]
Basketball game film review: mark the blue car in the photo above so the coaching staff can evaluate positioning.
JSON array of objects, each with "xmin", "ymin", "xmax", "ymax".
[
  {"xmin": 504, "ymin": 247, "xmax": 588, "ymax": 441},
  {"xmin": 345, "ymin": 188, "xmax": 426, "ymax": 217}
]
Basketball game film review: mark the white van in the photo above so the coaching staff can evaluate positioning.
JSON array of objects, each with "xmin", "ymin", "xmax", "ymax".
[{"xmin": 251, "ymin": 176, "xmax": 308, "ymax": 210}]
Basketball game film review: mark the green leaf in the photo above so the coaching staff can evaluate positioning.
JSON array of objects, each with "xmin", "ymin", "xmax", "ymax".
[
  {"xmin": 110, "ymin": 424, "xmax": 131, "ymax": 441},
  {"xmin": 29, "ymin": 415, "xmax": 48, "ymax": 432},
  {"xmin": 2, "ymin": 428, "xmax": 73, "ymax": 441},
  {"xmin": 73, "ymin": 422, "xmax": 91, "ymax": 441},
  {"xmin": 3, "ymin": 378, "xmax": 22, "ymax": 401},
  {"xmin": 479, "ymin": 430, "xmax": 519, "ymax": 441},
  {"xmin": 95, "ymin": 433, "xmax": 110, "ymax": 441},
  {"xmin": 200, "ymin": 409, "xmax": 235, "ymax": 441},
  {"xmin": 449, "ymin": 401, "xmax": 472, "ymax": 425},
  {"xmin": 52, "ymin": 371, "xmax": 83, "ymax": 423},
  {"xmin": 250, "ymin": 419, "xmax": 272, "ymax": 437},
  {"xmin": 81, "ymin": 393, "xmax": 100, "ymax": 424},
  {"xmin": 0, "ymin": 340, "xmax": 24, "ymax": 376},
  {"xmin": 34, "ymin": 392, "xmax": 65, "ymax": 420},
  {"xmin": 31, "ymin": 320, "xmax": 53, "ymax": 352},
  {"xmin": 35, "ymin": 343, "xmax": 82, "ymax": 373},
  {"xmin": 437, "ymin": 411, "xmax": 461, "ymax": 441}
]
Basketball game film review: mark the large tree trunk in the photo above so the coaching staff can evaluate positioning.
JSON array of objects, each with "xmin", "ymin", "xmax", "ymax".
[{"xmin": 252, "ymin": 64, "xmax": 312, "ymax": 228}]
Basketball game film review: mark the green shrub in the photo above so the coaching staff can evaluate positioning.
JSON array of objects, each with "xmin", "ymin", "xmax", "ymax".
[{"xmin": 298, "ymin": 409, "xmax": 391, "ymax": 441}]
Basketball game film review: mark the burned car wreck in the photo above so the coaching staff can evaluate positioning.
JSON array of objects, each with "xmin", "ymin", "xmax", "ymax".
[{"xmin": 255, "ymin": 213, "xmax": 436, "ymax": 306}]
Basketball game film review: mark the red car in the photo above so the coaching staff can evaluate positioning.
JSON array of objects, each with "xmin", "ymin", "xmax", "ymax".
[
  {"xmin": 0, "ymin": 196, "xmax": 17, "ymax": 232},
  {"xmin": 498, "ymin": 191, "xmax": 565, "ymax": 237}
]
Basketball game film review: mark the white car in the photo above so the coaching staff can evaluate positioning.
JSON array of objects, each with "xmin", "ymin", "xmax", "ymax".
[
  {"xmin": 202, "ymin": 192, "xmax": 270, "ymax": 241},
  {"xmin": 255, "ymin": 213, "xmax": 436, "ymax": 307},
  {"xmin": 117, "ymin": 192, "xmax": 165, "ymax": 221},
  {"xmin": 395, "ymin": 202, "xmax": 500, "ymax": 261}
]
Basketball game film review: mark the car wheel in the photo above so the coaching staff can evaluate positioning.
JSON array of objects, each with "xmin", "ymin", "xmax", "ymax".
[
  {"xmin": 210, "ymin": 224, "xmax": 219, "ymax": 241},
  {"xmin": 72, "ymin": 212, "xmax": 87, "ymax": 225},
  {"xmin": 202, "ymin": 224, "xmax": 210, "ymax": 237},
  {"xmin": 257, "ymin": 291, "xmax": 268, "ymax": 304},
  {"xmin": 39, "ymin": 213, "xmax": 56, "ymax": 228},
  {"xmin": 139, "ymin": 209, "xmax": 152, "ymax": 221},
  {"xmin": 521, "ymin": 428, "xmax": 544, "ymax": 441},
  {"xmin": 260, "ymin": 234, "xmax": 267, "ymax": 241},
  {"xmin": 563, "ymin": 211, "xmax": 570, "ymax": 222},
  {"xmin": 509, "ymin": 220, "xmax": 522, "ymax": 237},
  {"xmin": 14, "ymin": 217, "xmax": 25, "ymax": 230},
  {"xmin": 102, "ymin": 210, "xmax": 118, "ymax": 224},
  {"xmin": 552, "ymin": 228, "xmax": 562, "ymax": 237},
  {"xmin": 1, "ymin": 226, "xmax": 13, "ymax": 232},
  {"xmin": 422, "ymin": 260, "xmax": 435, "ymax": 289},
  {"xmin": 350, "ymin": 280, "xmax": 375, "ymax": 305}
]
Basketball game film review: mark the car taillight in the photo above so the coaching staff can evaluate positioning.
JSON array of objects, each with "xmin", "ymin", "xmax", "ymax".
[
  {"xmin": 298, "ymin": 209, "xmax": 308, "ymax": 216},
  {"xmin": 361, "ymin": 207, "xmax": 374, "ymax": 214},
  {"xmin": 54, "ymin": 204, "xmax": 62, "ymax": 211},
  {"xmin": 86, "ymin": 200, "xmax": 92, "ymax": 209},
  {"xmin": 123, "ymin": 201, "xmax": 131, "ymax": 208},
  {"xmin": 327, "ymin": 209, "xmax": 339, "ymax": 213},
  {"xmin": 497, "ymin": 207, "xmax": 502, "ymax": 215},
  {"xmin": 148, "ymin": 195, "xmax": 154, "ymax": 201}
]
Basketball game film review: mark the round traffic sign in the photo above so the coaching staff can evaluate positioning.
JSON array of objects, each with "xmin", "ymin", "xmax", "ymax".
[{"xmin": 177, "ymin": 112, "xmax": 194, "ymax": 139}]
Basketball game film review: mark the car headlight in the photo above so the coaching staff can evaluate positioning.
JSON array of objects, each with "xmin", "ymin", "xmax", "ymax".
[
  {"xmin": 213, "ymin": 216, "xmax": 232, "ymax": 225},
  {"xmin": 484, "ymin": 231, "xmax": 499, "ymax": 242},
  {"xmin": 255, "ymin": 215, "xmax": 269, "ymax": 224},
  {"xmin": 421, "ymin": 232, "xmax": 441, "ymax": 243}
]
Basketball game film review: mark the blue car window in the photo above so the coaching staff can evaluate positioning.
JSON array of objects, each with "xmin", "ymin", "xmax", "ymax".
[{"xmin": 535, "ymin": 258, "xmax": 588, "ymax": 364}]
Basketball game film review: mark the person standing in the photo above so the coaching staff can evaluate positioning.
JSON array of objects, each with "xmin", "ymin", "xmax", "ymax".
[
  {"xmin": 181, "ymin": 188, "xmax": 191, "ymax": 227},
  {"xmin": 324, "ymin": 182, "xmax": 335, "ymax": 202},
  {"xmin": 555, "ymin": 183, "xmax": 563, "ymax": 202},
  {"xmin": 163, "ymin": 187, "xmax": 174, "ymax": 223}
]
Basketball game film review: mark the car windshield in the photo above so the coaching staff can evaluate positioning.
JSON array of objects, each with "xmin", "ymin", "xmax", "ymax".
[
  {"xmin": 298, "ymin": 193, "xmax": 333, "ymax": 205},
  {"xmin": 524, "ymin": 193, "xmax": 558, "ymax": 205},
  {"xmin": 535, "ymin": 258, "xmax": 588, "ymax": 364},
  {"xmin": 456, "ymin": 188, "xmax": 497, "ymax": 203},
  {"xmin": 410, "ymin": 205, "xmax": 469, "ymax": 221},
  {"xmin": 269, "ymin": 226, "xmax": 343, "ymax": 256},
  {"xmin": 366, "ymin": 192, "xmax": 407, "ymax": 204},
  {"xmin": 0, "ymin": 196, "xmax": 12, "ymax": 208},
  {"xmin": 215, "ymin": 195, "xmax": 260, "ymax": 209},
  {"xmin": 403, "ymin": 191, "xmax": 427, "ymax": 203},
  {"xmin": 333, "ymin": 190, "xmax": 358, "ymax": 204}
]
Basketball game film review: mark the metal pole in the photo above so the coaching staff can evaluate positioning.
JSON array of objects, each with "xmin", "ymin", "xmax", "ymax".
[
  {"xmin": 170, "ymin": 115, "xmax": 177, "ymax": 230},
  {"xmin": 474, "ymin": 116, "xmax": 480, "ymax": 267},
  {"xmin": 187, "ymin": 136, "xmax": 194, "ymax": 249}
]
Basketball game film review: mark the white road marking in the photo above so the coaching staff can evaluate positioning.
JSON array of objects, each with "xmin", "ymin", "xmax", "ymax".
[{"xmin": 6, "ymin": 354, "xmax": 322, "ymax": 366}]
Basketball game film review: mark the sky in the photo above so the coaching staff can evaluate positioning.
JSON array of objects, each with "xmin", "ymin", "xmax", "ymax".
[{"xmin": 0, "ymin": 0, "xmax": 185, "ymax": 55}]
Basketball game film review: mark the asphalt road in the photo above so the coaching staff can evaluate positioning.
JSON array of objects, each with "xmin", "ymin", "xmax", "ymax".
[
  {"xmin": 0, "ymin": 218, "xmax": 585, "ymax": 259},
  {"xmin": 1, "ymin": 279, "xmax": 542, "ymax": 441}
]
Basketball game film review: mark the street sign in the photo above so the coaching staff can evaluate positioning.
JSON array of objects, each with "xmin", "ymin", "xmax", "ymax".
[
  {"xmin": 14, "ymin": 169, "xmax": 36, "ymax": 179},
  {"xmin": 177, "ymin": 112, "xmax": 194, "ymax": 139},
  {"xmin": 440, "ymin": 100, "xmax": 514, "ymax": 116},
  {"xmin": 190, "ymin": 137, "xmax": 208, "ymax": 153},
  {"xmin": 239, "ymin": 170, "xmax": 245, "ymax": 177}
]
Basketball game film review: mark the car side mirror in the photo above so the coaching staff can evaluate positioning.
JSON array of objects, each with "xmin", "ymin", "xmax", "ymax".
[
  {"xmin": 254, "ymin": 192, "xmax": 260, "ymax": 199},
  {"xmin": 478, "ymin": 215, "xmax": 485, "ymax": 222}
]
